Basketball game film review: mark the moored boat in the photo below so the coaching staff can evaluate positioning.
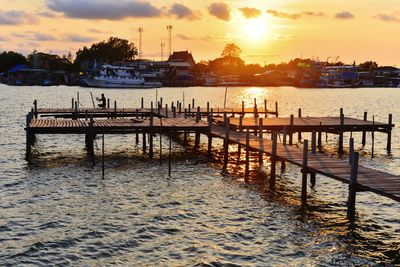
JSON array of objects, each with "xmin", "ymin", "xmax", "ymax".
[{"xmin": 82, "ymin": 64, "xmax": 162, "ymax": 88}]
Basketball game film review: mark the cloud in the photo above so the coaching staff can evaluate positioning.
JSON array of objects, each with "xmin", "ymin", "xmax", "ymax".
[
  {"xmin": 0, "ymin": 36, "xmax": 8, "ymax": 42},
  {"xmin": 0, "ymin": 10, "xmax": 38, "ymax": 25},
  {"xmin": 267, "ymin": 9, "xmax": 325, "ymax": 20},
  {"xmin": 176, "ymin": 34, "xmax": 196, "ymax": 40},
  {"xmin": 267, "ymin": 9, "xmax": 301, "ymax": 20},
  {"xmin": 33, "ymin": 33, "xmax": 56, "ymax": 41},
  {"xmin": 374, "ymin": 13, "xmax": 400, "ymax": 23},
  {"xmin": 87, "ymin": 28, "xmax": 112, "ymax": 34},
  {"xmin": 168, "ymin": 3, "xmax": 201, "ymax": 20},
  {"xmin": 208, "ymin": 2, "xmax": 231, "ymax": 21},
  {"xmin": 63, "ymin": 34, "xmax": 96, "ymax": 43},
  {"xmin": 240, "ymin": 7, "xmax": 261, "ymax": 19},
  {"xmin": 37, "ymin": 11, "xmax": 59, "ymax": 18},
  {"xmin": 273, "ymin": 34, "xmax": 297, "ymax": 41},
  {"xmin": 302, "ymin": 11, "xmax": 324, "ymax": 17},
  {"xmin": 46, "ymin": 0, "xmax": 161, "ymax": 20},
  {"xmin": 335, "ymin": 11, "xmax": 354, "ymax": 20}
]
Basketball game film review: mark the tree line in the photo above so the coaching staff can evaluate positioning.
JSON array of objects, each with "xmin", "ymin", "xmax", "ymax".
[{"xmin": 0, "ymin": 37, "xmax": 383, "ymax": 75}]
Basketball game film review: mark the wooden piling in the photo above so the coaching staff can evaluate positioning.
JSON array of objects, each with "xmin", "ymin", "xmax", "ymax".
[
  {"xmin": 26, "ymin": 113, "xmax": 32, "ymax": 160},
  {"xmin": 223, "ymin": 118, "xmax": 230, "ymax": 171},
  {"xmin": 192, "ymin": 98, "xmax": 195, "ymax": 110},
  {"xmin": 275, "ymin": 101, "xmax": 279, "ymax": 117},
  {"xmin": 289, "ymin": 114, "xmax": 294, "ymax": 145},
  {"xmin": 372, "ymin": 115, "xmax": 375, "ymax": 158},
  {"xmin": 270, "ymin": 131, "xmax": 277, "ymax": 190},
  {"xmin": 347, "ymin": 152, "xmax": 359, "ymax": 221},
  {"xmin": 318, "ymin": 122, "xmax": 322, "ymax": 150},
  {"xmin": 102, "ymin": 134, "xmax": 105, "ymax": 178},
  {"xmin": 387, "ymin": 114, "xmax": 392, "ymax": 153},
  {"xmin": 264, "ymin": 99, "xmax": 267, "ymax": 117},
  {"xmin": 168, "ymin": 132, "xmax": 172, "ymax": 177},
  {"xmin": 241, "ymin": 101, "xmax": 245, "ymax": 115},
  {"xmin": 196, "ymin": 106, "xmax": 200, "ymax": 123},
  {"xmin": 301, "ymin": 140, "xmax": 309, "ymax": 206},
  {"xmin": 362, "ymin": 111, "xmax": 367, "ymax": 146},
  {"xmin": 88, "ymin": 115, "xmax": 95, "ymax": 160},
  {"xmin": 149, "ymin": 114, "xmax": 154, "ymax": 159},
  {"xmin": 298, "ymin": 108, "xmax": 302, "ymax": 141},
  {"xmin": 310, "ymin": 131, "xmax": 316, "ymax": 187},
  {"xmin": 114, "ymin": 101, "xmax": 117, "ymax": 119},
  {"xmin": 207, "ymin": 111, "xmax": 213, "ymax": 158},
  {"xmin": 238, "ymin": 116, "xmax": 243, "ymax": 160},
  {"xmin": 339, "ymin": 112, "xmax": 344, "ymax": 154},
  {"xmin": 258, "ymin": 118, "xmax": 264, "ymax": 165},
  {"xmin": 245, "ymin": 127, "xmax": 250, "ymax": 181},
  {"xmin": 33, "ymin": 100, "xmax": 38, "ymax": 119},
  {"xmin": 141, "ymin": 97, "xmax": 144, "ymax": 109},
  {"xmin": 160, "ymin": 118, "xmax": 163, "ymax": 165}
]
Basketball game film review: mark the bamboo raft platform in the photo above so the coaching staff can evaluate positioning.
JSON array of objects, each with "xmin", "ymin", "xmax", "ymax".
[{"xmin": 24, "ymin": 98, "xmax": 398, "ymax": 223}]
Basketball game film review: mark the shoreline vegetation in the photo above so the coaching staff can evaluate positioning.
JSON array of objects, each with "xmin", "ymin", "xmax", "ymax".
[{"xmin": 1, "ymin": 37, "xmax": 399, "ymax": 88}]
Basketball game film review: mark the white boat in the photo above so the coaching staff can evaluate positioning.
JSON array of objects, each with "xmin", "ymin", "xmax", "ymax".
[{"xmin": 82, "ymin": 64, "xmax": 162, "ymax": 88}]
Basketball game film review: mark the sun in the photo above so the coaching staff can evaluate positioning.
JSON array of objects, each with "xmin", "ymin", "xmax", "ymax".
[{"xmin": 242, "ymin": 17, "xmax": 268, "ymax": 41}]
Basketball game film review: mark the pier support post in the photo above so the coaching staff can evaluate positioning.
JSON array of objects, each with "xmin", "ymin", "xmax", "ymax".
[
  {"xmin": 281, "ymin": 127, "xmax": 287, "ymax": 172},
  {"xmin": 270, "ymin": 131, "xmax": 277, "ymax": 190},
  {"xmin": 87, "ymin": 115, "xmax": 95, "ymax": 161},
  {"xmin": 241, "ymin": 101, "xmax": 245, "ymax": 115},
  {"xmin": 318, "ymin": 122, "xmax": 322, "ymax": 150},
  {"xmin": 114, "ymin": 101, "xmax": 117, "ymax": 119},
  {"xmin": 149, "ymin": 114, "xmax": 154, "ymax": 159},
  {"xmin": 168, "ymin": 131, "xmax": 172, "ymax": 177},
  {"xmin": 264, "ymin": 99, "xmax": 267, "ymax": 118},
  {"xmin": 142, "ymin": 131, "xmax": 147, "ymax": 153},
  {"xmin": 310, "ymin": 131, "xmax": 317, "ymax": 187},
  {"xmin": 159, "ymin": 118, "xmax": 163, "ymax": 165},
  {"xmin": 298, "ymin": 108, "xmax": 302, "ymax": 141},
  {"xmin": 25, "ymin": 112, "xmax": 34, "ymax": 160},
  {"xmin": 141, "ymin": 97, "xmax": 144, "ymax": 109},
  {"xmin": 254, "ymin": 98, "xmax": 258, "ymax": 118},
  {"xmin": 245, "ymin": 127, "xmax": 250, "ymax": 181},
  {"xmin": 275, "ymin": 101, "xmax": 279, "ymax": 117},
  {"xmin": 33, "ymin": 100, "xmax": 38, "ymax": 119},
  {"xmin": 347, "ymin": 152, "xmax": 359, "ymax": 222},
  {"xmin": 339, "ymin": 111, "xmax": 344, "ymax": 154},
  {"xmin": 387, "ymin": 114, "xmax": 392, "ymax": 154},
  {"xmin": 349, "ymin": 137, "xmax": 354, "ymax": 164},
  {"xmin": 301, "ymin": 140, "xmax": 309, "ymax": 207},
  {"xmin": 289, "ymin": 114, "xmax": 294, "ymax": 145},
  {"xmin": 237, "ymin": 116, "xmax": 243, "ymax": 160},
  {"xmin": 207, "ymin": 111, "xmax": 213, "ymax": 158},
  {"xmin": 223, "ymin": 118, "xmax": 230, "ymax": 171},
  {"xmin": 372, "ymin": 115, "xmax": 375, "ymax": 158},
  {"xmin": 362, "ymin": 111, "xmax": 367, "ymax": 147},
  {"xmin": 258, "ymin": 118, "xmax": 264, "ymax": 165}
]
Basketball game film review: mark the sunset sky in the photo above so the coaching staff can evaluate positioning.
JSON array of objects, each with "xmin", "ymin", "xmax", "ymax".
[{"xmin": 1, "ymin": 0, "xmax": 400, "ymax": 65}]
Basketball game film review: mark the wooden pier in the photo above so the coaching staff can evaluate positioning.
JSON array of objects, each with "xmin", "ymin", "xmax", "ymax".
[{"xmin": 25, "ymin": 98, "xmax": 399, "ymax": 223}]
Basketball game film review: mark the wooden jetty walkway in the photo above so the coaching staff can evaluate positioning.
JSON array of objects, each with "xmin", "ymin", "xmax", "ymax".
[{"xmin": 24, "ymin": 98, "xmax": 399, "ymax": 222}]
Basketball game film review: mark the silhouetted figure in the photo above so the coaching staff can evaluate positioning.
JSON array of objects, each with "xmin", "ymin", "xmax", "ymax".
[{"xmin": 96, "ymin": 93, "xmax": 106, "ymax": 108}]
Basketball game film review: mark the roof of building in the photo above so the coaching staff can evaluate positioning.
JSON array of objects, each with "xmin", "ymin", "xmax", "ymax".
[{"xmin": 168, "ymin": 51, "xmax": 195, "ymax": 65}]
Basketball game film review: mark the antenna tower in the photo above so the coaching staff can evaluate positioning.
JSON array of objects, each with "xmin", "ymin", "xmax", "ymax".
[
  {"xmin": 138, "ymin": 27, "xmax": 143, "ymax": 60},
  {"xmin": 161, "ymin": 42, "xmax": 165, "ymax": 61},
  {"xmin": 166, "ymin": 25, "xmax": 173, "ymax": 57}
]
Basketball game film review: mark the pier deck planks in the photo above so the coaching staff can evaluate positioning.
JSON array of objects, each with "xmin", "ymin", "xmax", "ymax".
[
  {"xmin": 210, "ymin": 125, "xmax": 400, "ymax": 202},
  {"xmin": 26, "ymin": 111, "xmax": 400, "ymax": 204}
]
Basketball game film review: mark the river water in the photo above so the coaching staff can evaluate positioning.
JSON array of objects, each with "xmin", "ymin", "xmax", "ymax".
[{"xmin": 0, "ymin": 85, "xmax": 399, "ymax": 266}]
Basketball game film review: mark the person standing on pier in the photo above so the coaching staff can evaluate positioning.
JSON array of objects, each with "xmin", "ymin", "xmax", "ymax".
[{"xmin": 96, "ymin": 93, "xmax": 106, "ymax": 108}]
